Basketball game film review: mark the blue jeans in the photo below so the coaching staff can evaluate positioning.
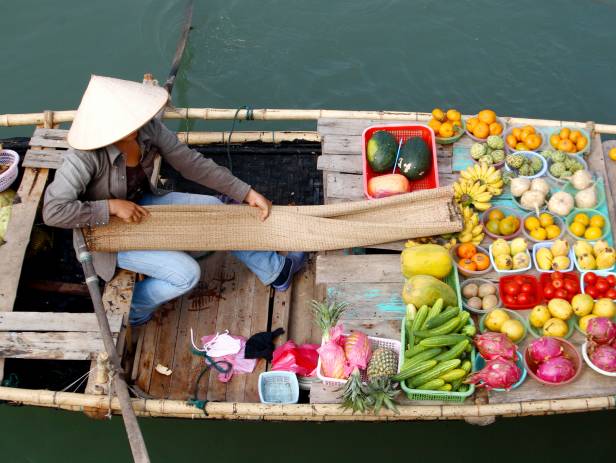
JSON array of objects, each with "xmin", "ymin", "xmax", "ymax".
[{"xmin": 117, "ymin": 192, "xmax": 285, "ymax": 325}]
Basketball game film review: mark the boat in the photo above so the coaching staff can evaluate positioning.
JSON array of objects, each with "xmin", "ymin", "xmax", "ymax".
[{"xmin": 0, "ymin": 102, "xmax": 615, "ymax": 425}]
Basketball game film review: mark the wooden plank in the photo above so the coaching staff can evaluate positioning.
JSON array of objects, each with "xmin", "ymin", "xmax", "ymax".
[
  {"xmin": 288, "ymin": 255, "xmax": 322, "ymax": 346},
  {"xmin": 32, "ymin": 127, "xmax": 69, "ymax": 140},
  {"xmin": 271, "ymin": 289, "xmax": 291, "ymax": 346},
  {"xmin": 322, "ymin": 135, "xmax": 362, "ymax": 155},
  {"xmin": 325, "ymin": 172, "xmax": 363, "ymax": 200},
  {"xmin": 316, "ymin": 254, "xmax": 401, "ymax": 284},
  {"xmin": 0, "ymin": 331, "xmax": 117, "ymax": 360},
  {"xmin": 135, "ymin": 318, "xmax": 162, "ymax": 392},
  {"xmin": 317, "ymin": 155, "xmax": 362, "ymax": 174},
  {"xmin": 243, "ymin": 278, "xmax": 271, "ymax": 402},
  {"xmin": 0, "ymin": 312, "xmax": 122, "ymax": 333},
  {"xmin": 318, "ymin": 118, "xmax": 419, "ymax": 137},
  {"xmin": 325, "ymin": 283, "xmax": 405, "ymax": 319},
  {"xmin": 22, "ymin": 148, "xmax": 65, "ymax": 169}
]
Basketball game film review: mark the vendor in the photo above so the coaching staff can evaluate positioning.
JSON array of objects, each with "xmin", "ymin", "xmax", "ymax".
[{"xmin": 43, "ymin": 75, "xmax": 306, "ymax": 325}]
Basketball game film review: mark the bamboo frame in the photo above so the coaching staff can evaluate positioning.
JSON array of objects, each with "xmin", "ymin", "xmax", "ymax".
[
  {"xmin": 176, "ymin": 130, "xmax": 321, "ymax": 144},
  {"xmin": 2, "ymin": 108, "xmax": 615, "ymax": 134},
  {"xmin": 0, "ymin": 386, "xmax": 612, "ymax": 421}
]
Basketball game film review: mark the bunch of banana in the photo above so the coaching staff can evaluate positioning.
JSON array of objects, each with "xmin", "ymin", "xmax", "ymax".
[
  {"xmin": 458, "ymin": 205, "xmax": 484, "ymax": 245},
  {"xmin": 405, "ymin": 237, "xmax": 457, "ymax": 250},
  {"xmin": 453, "ymin": 179, "xmax": 492, "ymax": 211},
  {"xmin": 459, "ymin": 163, "xmax": 504, "ymax": 196}
]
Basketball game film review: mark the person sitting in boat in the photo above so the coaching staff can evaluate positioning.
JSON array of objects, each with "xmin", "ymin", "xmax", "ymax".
[{"xmin": 43, "ymin": 74, "xmax": 307, "ymax": 325}]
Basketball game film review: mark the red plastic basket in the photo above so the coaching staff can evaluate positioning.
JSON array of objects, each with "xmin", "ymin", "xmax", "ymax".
[
  {"xmin": 538, "ymin": 271, "xmax": 580, "ymax": 303},
  {"xmin": 498, "ymin": 274, "xmax": 541, "ymax": 310},
  {"xmin": 362, "ymin": 125, "xmax": 439, "ymax": 199}
]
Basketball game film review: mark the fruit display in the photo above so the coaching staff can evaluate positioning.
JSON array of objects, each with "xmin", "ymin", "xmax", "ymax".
[
  {"xmin": 533, "ymin": 239, "xmax": 572, "ymax": 272},
  {"xmin": 573, "ymin": 239, "xmax": 615, "ymax": 270},
  {"xmin": 468, "ymin": 333, "xmax": 521, "ymax": 390},
  {"xmin": 453, "ymin": 179, "xmax": 493, "ymax": 212},
  {"xmin": 453, "ymin": 243, "xmax": 491, "ymax": 274},
  {"xmin": 583, "ymin": 318, "xmax": 616, "ymax": 374},
  {"xmin": 523, "ymin": 211, "xmax": 562, "ymax": 242},
  {"xmin": 505, "ymin": 152, "xmax": 545, "ymax": 177},
  {"xmin": 540, "ymin": 272, "xmax": 580, "ymax": 303},
  {"xmin": 541, "ymin": 149, "xmax": 585, "ymax": 180},
  {"xmin": 400, "ymin": 243, "xmax": 452, "ymax": 279},
  {"xmin": 527, "ymin": 298, "xmax": 574, "ymax": 338},
  {"xmin": 466, "ymin": 109, "xmax": 504, "ymax": 140},
  {"xmin": 569, "ymin": 212, "xmax": 607, "ymax": 240},
  {"xmin": 490, "ymin": 238, "xmax": 531, "ymax": 272},
  {"xmin": 481, "ymin": 308, "xmax": 527, "ymax": 343},
  {"xmin": 511, "ymin": 177, "xmax": 551, "ymax": 211},
  {"xmin": 428, "ymin": 108, "xmax": 464, "ymax": 141},
  {"xmin": 505, "ymin": 125, "xmax": 543, "ymax": 152},
  {"xmin": 396, "ymin": 137, "xmax": 431, "ymax": 181},
  {"xmin": 582, "ymin": 272, "xmax": 616, "ymax": 300},
  {"xmin": 549, "ymin": 127, "xmax": 589, "ymax": 154},
  {"xmin": 396, "ymin": 299, "xmax": 475, "ymax": 394},
  {"xmin": 469, "ymin": 136, "xmax": 505, "ymax": 166},
  {"xmin": 576, "ymin": 296, "xmax": 616, "ymax": 333},
  {"xmin": 461, "ymin": 280, "xmax": 498, "ymax": 312},
  {"xmin": 457, "ymin": 205, "xmax": 485, "ymax": 245},
  {"xmin": 566, "ymin": 181, "xmax": 600, "ymax": 210},
  {"xmin": 483, "ymin": 207, "xmax": 521, "ymax": 238},
  {"xmin": 367, "ymin": 173, "xmax": 411, "ymax": 198},
  {"xmin": 499, "ymin": 274, "xmax": 541, "ymax": 308},
  {"xmin": 547, "ymin": 191, "xmax": 575, "ymax": 217},
  {"xmin": 525, "ymin": 337, "xmax": 580, "ymax": 384},
  {"xmin": 458, "ymin": 163, "xmax": 504, "ymax": 196},
  {"xmin": 366, "ymin": 130, "xmax": 397, "ymax": 173}
]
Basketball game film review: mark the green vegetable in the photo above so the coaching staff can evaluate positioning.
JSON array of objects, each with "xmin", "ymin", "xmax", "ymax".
[
  {"xmin": 414, "ymin": 315, "xmax": 462, "ymax": 338},
  {"xmin": 409, "ymin": 359, "xmax": 461, "ymax": 388},
  {"xmin": 421, "ymin": 298, "xmax": 444, "ymax": 330},
  {"xmin": 404, "ymin": 342, "xmax": 432, "ymax": 358},
  {"xmin": 438, "ymin": 368, "xmax": 467, "ymax": 382},
  {"xmin": 434, "ymin": 340, "xmax": 469, "ymax": 362},
  {"xmin": 461, "ymin": 324, "xmax": 476, "ymax": 337},
  {"xmin": 412, "ymin": 305, "xmax": 429, "ymax": 332},
  {"xmin": 397, "ymin": 137, "xmax": 431, "ymax": 181},
  {"xmin": 405, "ymin": 347, "xmax": 443, "ymax": 366},
  {"xmin": 366, "ymin": 130, "xmax": 397, "ymax": 172},
  {"xmin": 418, "ymin": 334, "xmax": 469, "ymax": 348},
  {"xmin": 461, "ymin": 360, "xmax": 472, "ymax": 373},
  {"xmin": 392, "ymin": 359, "xmax": 437, "ymax": 382},
  {"xmin": 453, "ymin": 310, "xmax": 471, "ymax": 332},
  {"xmin": 425, "ymin": 306, "xmax": 460, "ymax": 329},
  {"xmin": 439, "ymin": 383, "xmax": 453, "ymax": 391},
  {"xmin": 416, "ymin": 378, "xmax": 445, "ymax": 390}
]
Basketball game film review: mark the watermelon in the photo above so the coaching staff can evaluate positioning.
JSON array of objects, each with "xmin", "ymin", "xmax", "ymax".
[
  {"xmin": 397, "ymin": 137, "xmax": 431, "ymax": 180},
  {"xmin": 366, "ymin": 131, "xmax": 397, "ymax": 173}
]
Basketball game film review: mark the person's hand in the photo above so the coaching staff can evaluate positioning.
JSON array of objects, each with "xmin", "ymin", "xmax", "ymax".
[
  {"xmin": 108, "ymin": 199, "xmax": 150, "ymax": 223},
  {"xmin": 244, "ymin": 188, "xmax": 272, "ymax": 221}
]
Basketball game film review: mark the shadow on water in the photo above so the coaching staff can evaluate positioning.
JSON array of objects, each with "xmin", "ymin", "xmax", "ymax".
[{"xmin": 0, "ymin": 406, "xmax": 614, "ymax": 462}]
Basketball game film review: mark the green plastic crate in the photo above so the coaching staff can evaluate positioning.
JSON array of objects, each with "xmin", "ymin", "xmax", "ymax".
[{"xmin": 443, "ymin": 266, "xmax": 462, "ymax": 308}]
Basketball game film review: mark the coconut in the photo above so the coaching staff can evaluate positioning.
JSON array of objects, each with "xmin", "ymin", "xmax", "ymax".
[
  {"xmin": 575, "ymin": 186, "xmax": 598, "ymax": 209},
  {"xmin": 570, "ymin": 170, "xmax": 593, "ymax": 190}
]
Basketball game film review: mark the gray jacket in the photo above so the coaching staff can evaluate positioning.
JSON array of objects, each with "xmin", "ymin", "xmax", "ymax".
[{"xmin": 43, "ymin": 118, "xmax": 251, "ymax": 281}]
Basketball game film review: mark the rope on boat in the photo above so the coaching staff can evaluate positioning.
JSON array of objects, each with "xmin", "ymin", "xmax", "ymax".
[{"xmin": 226, "ymin": 105, "xmax": 254, "ymax": 173}]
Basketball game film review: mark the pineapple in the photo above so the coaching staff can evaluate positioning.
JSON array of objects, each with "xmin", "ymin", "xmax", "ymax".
[
  {"xmin": 310, "ymin": 299, "xmax": 348, "ymax": 341},
  {"xmin": 339, "ymin": 368, "xmax": 369, "ymax": 414},
  {"xmin": 365, "ymin": 378, "xmax": 400, "ymax": 415},
  {"xmin": 366, "ymin": 348, "xmax": 398, "ymax": 381}
]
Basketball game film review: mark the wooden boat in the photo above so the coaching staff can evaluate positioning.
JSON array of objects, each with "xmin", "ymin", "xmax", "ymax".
[{"xmin": 0, "ymin": 107, "xmax": 615, "ymax": 424}]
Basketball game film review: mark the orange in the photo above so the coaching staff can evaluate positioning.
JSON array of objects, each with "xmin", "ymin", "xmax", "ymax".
[
  {"xmin": 525, "ymin": 216, "xmax": 541, "ymax": 231},
  {"xmin": 522, "ymin": 125, "xmax": 536, "ymax": 134},
  {"xmin": 432, "ymin": 108, "xmax": 446, "ymax": 122},
  {"xmin": 478, "ymin": 109, "xmax": 497, "ymax": 125},
  {"xmin": 526, "ymin": 133, "xmax": 542, "ymax": 150},
  {"xmin": 459, "ymin": 258, "xmax": 478, "ymax": 272},
  {"xmin": 457, "ymin": 243, "xmax": 477, "ymax": 259},
  {"xmin": 569, "ymin": 221, "xmax": 586, "ymax": 237},
  {"xmin": 428, "ymin": 118, "xmax": 442, "ymax": 133},
  {"xmin": 512, "ymin": 128, "xmax": 522, "ymax": 140},
  {"xmin": 506, "ymin": 134, "xmax": 518, "ymax": 148},
  {"xmin": 609, "ymin": 147, "xmax": 616, "ymax": 161},
  {"xmin": 590, "ymin": 215, "xmax": 605, "ymax": 229},
  {"xmin": 584, "ymin": 226, "xmax": 602, "ymax": 240},
  {"xmin": 515, "ymin": 142, "xmax": 529, "ymax": 151},
  {"xmin": 439, "ymin": 121, "xmax": 454, "ymax": 138},
  {"xmin": 558, "ymin": 139, "xmax": 575, "ymax": 152},
  {"xmin": 576, "ymin": 136, "xmax": 588, "ymax": 151},
  {"xmin": 550, "ymin": 134, "xmax": 561, "ymax": 148},
  {"xmin": 489, "ymin": 122, "xmax": 503, "ymax": 135},
  {"xmin": 446, "ymin": 109, "xmax": 461, "ymax": 122},
  {"xmin": 466, "ymin": 117, "xmax": 478, "ymax": 133},
  {"xmin": 569, "ymin": 130, "xmax": 582, "ymax": 142},
  {"xmin": 559, "ymin": 128, "xmax": 571, "ymax": 140},
  {"xmin": 488, "ymin": 209, "xmax": 505, "ymax": 221},
  {"xmin": 473, "ymin": 121, "xmax": 490, "ymax": 139},
  {"xmin": 539, "ymin": 213, "xmax": 554, "ymax": 227},
  {"xmin": 530, "ymin": 227, "xmax": 548, "ymax": 241},
  {"xmin": 520, "ymin": 129, "xmax": 531, "ymax": 143},
  {"xmin": 472, "ymin": 253, "xmax": 490, "ymax": 271},
  {"xmin": 574, "ymin": 213, "xmax": 590, "ymax": 226}
]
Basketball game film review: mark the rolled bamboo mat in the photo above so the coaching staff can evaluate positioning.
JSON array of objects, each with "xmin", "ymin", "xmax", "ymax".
[{"xmin": 85, "ymin": 186, "xmax": 462, "ymax": 252}]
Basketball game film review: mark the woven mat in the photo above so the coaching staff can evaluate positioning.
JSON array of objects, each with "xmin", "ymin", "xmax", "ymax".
[{"xmin": 85, "ymin": 186, "xmax": 463, "ymax": 252}]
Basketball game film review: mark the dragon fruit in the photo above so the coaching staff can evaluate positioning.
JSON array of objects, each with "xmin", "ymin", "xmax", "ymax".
[
  {"xmin": 466, "ymin": 358, "xmax": 522, "ymax": 390},
  {"xmin": 343, "ymin": 331, "xmax": 372, "ymax": 373},
  {"xmin": 318, "ymin": 325, "xmax": 348, "ymax": 379},
  {"xmin": 589, "ymin": 344, "xmax": 616, "ymax": 373},
  {"xmin": 536, "ymin": 356, "xmax": 576, "ymax": 383},
  {"xmin": 528, "ymin": 337, "xmax": 563, "ymax": 364},
  {"xmin": 474, "ymin": 332, "xmax": 517, "ymax": 361},
  {"xmin": 586, "ymin": 317, "xmax": 616, "ymax": 345}
]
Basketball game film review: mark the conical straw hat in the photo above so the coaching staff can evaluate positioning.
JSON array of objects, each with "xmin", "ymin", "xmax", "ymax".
[{"xmin": 67, "ymin": 75, "xmax": 169, "ymax": 151}]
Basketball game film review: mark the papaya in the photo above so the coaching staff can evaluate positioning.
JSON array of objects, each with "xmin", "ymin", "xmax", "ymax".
[
  {"xmin": 401, "ymin": 244, "xmax": 452, "ymax": 279},
  {"xmin": 367, "ymin": 174, "xmax": 410, "ymax": 198},
  {"xmin": 402, "ymin": 275, "xmax": 457, "ymax": 309}
]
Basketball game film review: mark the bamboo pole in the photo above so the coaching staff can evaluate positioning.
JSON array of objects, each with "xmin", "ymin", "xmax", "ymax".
[
  {"xmin": 176, "ymin": 130, "xmax": 321, "ymax": 144},
  {"xmin": 0, "ymin": 385, "xmax": 612, "ymax": 421},
  {"xmin": 2, "ymin": 108, "xmax": 616, "ymax": 134}
]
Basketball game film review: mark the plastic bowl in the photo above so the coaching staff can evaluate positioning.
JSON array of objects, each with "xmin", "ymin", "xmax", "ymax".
[
  {"xmin": 574, "ymin": 314, "xmax": 616, "ymax": 336},
  {"xmin": 546, "ymin": 156, "xmax": 588, "ymax": 185},
  {"xmin": 562, "ymin": 179, "xmax": 606, "ymax": 212},
  {"xmin": 580, "ymin": 270, "xmax": 616, "ymax": 301},
  {"xmin": 479, "ymin": 309, "xmax": 528, "ymax": 344},
  {"xmin": 498, "ymin": 274, "xmax": 542, "ymax": 310},
  {"xmin": 527, "ymin": 316, "xmax": 576, "ymax": 340},
  {"xmin": 504, "ymin": 151, "xmax": 548, "ymax": 179},
  {"xmin": 521, "ymin": 211, "xmax": 565, "ymax": 243},
  {"xmin": 481, "ymin": 206, "xmax": 522, "ymax": 240},
  {"xmin": 566, "ymin": 209, "xmax": 611, "ymax": 243},
  {"xmin": 524, "ymin": 337, "xmax": 582, "ymax": 386},
  {"xmin": 435, "ymin": 119, "xmax": 466, "ymax": 145},
  {"xmin": 581, "ymin": 341, "xmax": 616, "ymax": 377},
  {"xmin": 503, "ymin": 125, "xmax": 545, "ymax": 154},
  {"xmin": 450, "ymin": 244, "xmax": 493, "ymax": 277},
  {"xmin": 489, "ymin": 244, "xmax": 531, "ymax": 274},
  {"xmin": 548, "ymin": 126, "xmax": 591, "ymax": 157},
  {"xmin": 465, "ymin": 116, "xmax": 507, "ymax": 142},
  {"xmin": 460, "ymin": 278, "xmax": 500, "ymax": 314},
  {"xmin": 532, "ymin": 242, "xmax": 575, "ymax": 273},
  {"xmin": 473, "ymin": 351, "xmax": 527, "ymax": 391}
]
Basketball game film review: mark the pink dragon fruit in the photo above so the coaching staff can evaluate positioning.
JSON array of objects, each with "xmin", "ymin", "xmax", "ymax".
[
  {"xmin": 528, "ymin": 337, "xmax": 563, "ymax": 364},
  {"xmin": 536, "ymin": 356, "xmax": 576, "ymax": 383},
  {"xmin": 586, "ymin": 317, "xmax": 616, "ymax": 345},
  {"xmin": 466, "ymin": 358, "xmax": 522, "ymax": 390},
  {"xmin": 589, "ymin": 344, "xmax": 616, "ymax": 373},
  {"xmin": 474, "ymin": 332, "xmax": 517, "ymax": 361},
  {"xmin": 318, "ymin": 325, "xmax": 348, "ymax": 379}
]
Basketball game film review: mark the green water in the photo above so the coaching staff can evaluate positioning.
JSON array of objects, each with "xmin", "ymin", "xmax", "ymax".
[{"xmin": 1, "ymin": 0, "xmax": 616, "ymax": 460}]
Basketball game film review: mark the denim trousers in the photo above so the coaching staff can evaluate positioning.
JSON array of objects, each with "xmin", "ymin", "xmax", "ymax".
[{"xmin": 117, "ymin": 192, "xmax": 285, "ymax": 325}]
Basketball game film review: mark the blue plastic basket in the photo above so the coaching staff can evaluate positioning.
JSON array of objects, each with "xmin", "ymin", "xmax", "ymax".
[
  {"xmin": 473, "ymin": 351, "xmax": 527, "ymax": 391},
  {"xmin": 258, "ymin": 371, "xmax": 299, "ymax": 404}
]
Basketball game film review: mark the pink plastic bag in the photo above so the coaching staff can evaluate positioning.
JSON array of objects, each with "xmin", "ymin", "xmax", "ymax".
[
  {"xmin": 271, "ymin": 340, "xmax": 319, "ymax": 377},
  {"xmin": 317, "ymin": 325, "xmax": 349, "ymax": 379},
  {"xmin": 200, "ymin": 334, "xmax": 256, "ymax": 383}
]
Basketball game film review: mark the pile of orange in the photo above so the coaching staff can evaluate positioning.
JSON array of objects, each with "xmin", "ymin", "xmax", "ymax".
[
  {"xmin": 428, "ymin": 108, "xmax": 463, "ymax": 138},
  {"xmin": 456, "ymin": 243, "xmax": 490, "ymax": 272},
  {"xmin": 466, "ymin": 109, "xmax": 503, "ymax": 140},
  {"xmin": 506, "ymin": 125, "xmax": 542, "ymax": 151},
  {"xmin": 549, "ymin": 127, "xmax": 588, "ymax": 154}
]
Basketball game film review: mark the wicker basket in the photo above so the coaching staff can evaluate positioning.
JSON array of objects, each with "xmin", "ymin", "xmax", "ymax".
[{"xmin": 0, "ymin": 150, "xmax": 19, "ymax": 192}]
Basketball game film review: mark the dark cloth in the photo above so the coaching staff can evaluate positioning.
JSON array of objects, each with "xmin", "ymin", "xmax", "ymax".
[
  {"xmin": 245, "ymin": 328, "xmax": 285, "ymax": 361},
  {"xmin": 125, "ymin": 164, "xmax": 149, "ymax": 203}
]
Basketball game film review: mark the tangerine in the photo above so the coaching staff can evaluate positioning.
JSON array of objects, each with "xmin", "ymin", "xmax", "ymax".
[
  {"xmin": 609, "ymin": 147, "xmax": 616, "ymax": 161},
  {"xmin": 515, "ymin": 142, "xmax": 529, "ymax": 151},
  {"xmin": 446, "ymin": 109, "xmax": 461, "ymax": 121},
  {"xmin": 478, "ymin": 109, "xmax": 497, "ymax": 125},
  {"xmin": 439, "ymin": 122, "xmax": 455, "ymax": 138},
  {"xmin": 573, "ymin": 213, "xmax": 590, "ymax": 226},
  {"xmin": 522, "ymin": 125, "xmax": 536, "ymax": 134},
  {"xmin": 576, "ymin": 136, "xmax": 588, "ymax": 151},
  {"xmin": 489, "ymin": 122, "xmax": 503, "ymax": 135},
  {"xmin": 539, "ymin": 213, "xmax": 554, "ymax": 227},
  {"xmin": 512, "ymin": 128, "xmax": 522, "ymax": 140},
  {"xmin": 589, "ymin": 215, "xmax": 605, "ymax": 229},
  {"xmin": 546, "ymin": 224, "xmax": 561, "ymax": 239},
  {"xmin": 550, "ymin": 134, "xmax": 561, "ymax": 148},
  {"xmin": 569, "ymin": 130, "xmax": 582, "ymax": 142},
  {"xmin": 560, "ymin": 128, "xmax": 571, "ymax": 140},
  {"xmin": 584, "ymin": 226, "xmax": 602, "ymax": 240},
  {"xmin": 428, "ymin": 118, "xmax": 442, "ymax": 133},
  {"xmin": 473, "ymin": 121, "xmax": 490, "ymax": 139},
  {"xmin": 488, "ymin": 209, "xmax": 505, "ymax": 221},
  {"xmin": 466, "ymin": 117, "xmax": 479, "ymax": 132},
  {"xmin": 524, "ymin": 216, "xmax": 541, "ymax": 231},
  {"xmin": 530, "ymin": 227, "xmax": 548, "ymax": 241},
  {"xmin": 506, "ymin": 134, "xmax": 517, "ymax": 148},
  {"xmin": 558, "ymin": 139, "xmax": 575, "ymax": 152},
  {"xmin": 432, "ymin": 108, "xmax": 446, "ymax": 122},
  {"xmin": 569, "ymin": 221, "xmax": 586, "ymax": 237}
]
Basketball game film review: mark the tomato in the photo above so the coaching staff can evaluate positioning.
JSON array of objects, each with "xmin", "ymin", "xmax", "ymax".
[
  {"xmin": 520, "ymin": 283, "xmax": 533, "ymax": 293},
  {"xmin": 596, "ymin": 278, "xmax": 609, "ymax": 293},
  {"xmin": 504, "ymin": 282, "xmax": 521, "ymax": 296},
  {"xmin": 586, "ymin": 286, "xmax": 599, "ymax": 299},
  {"xmin": 543, "ymin": 284, "xmax": 555, "ymax": 299},
  {"xmin": 607, "ymin": 274, "xmax": 616, "ymax": 287},
  {"xmin": 606, "ymin": 288, "xmax": 616, "ymax": 299},
  {"xmin": 503, "ymin": 294, "xmax": 516, "ymax": 305},
  {"xmin": 552, "ymin": 278, "xmax": 564, "ymax": 289},
  {"xmin": 517, "ymin": 293, "xmax": 531, "ymax": 305},
  {"xmin": 584, "ymin": 272, "xmax": 598, "ymax": 286},
  {"xmin": 555, "ymin": 288, "xmax": 569, "ymax": 299},
  {"xmin": 514, "ymin": 276, "xmax": 525, "ymax": 286},
  {"xmin": 564, "ymin": 279, "xmax": 578, "ymax": 294},
  {"xmin": 551, "ymin": 272, "xmax": 564, "ymax": 281}
]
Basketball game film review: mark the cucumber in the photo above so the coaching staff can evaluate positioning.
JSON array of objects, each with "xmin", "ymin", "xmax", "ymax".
[
  {"xmin": 409, "ymin": 359, "xmax": 461, "ymax": 388},
  {"xmin": 418, "ymin": 334, "xmax": 469, "ymax": 348},
  {"xmin": 420, "ymin": 299, "xmax": 444, "ymax": 330},
  {"xmin": 438, "ymin": 368, "xmax": 467, "ymax": 382},
  {"xmin": 461, "ymin": 359, "xmax": 472, "ymax": 373},
  {"xmin": 439, "ymin": 383, "xmax": 453, "ymax": 391},
  {"xmin": 434, "ymin": 340, "xmax": 469, "ymax": 362},
  {"xmin": 461, "ymin": 324, "xmax": 476, "ymax": 337},
  {"xmin": 404, "ymin": 347, "xmax": 442, "ymax": 367},
  {"xmin": 405, "ymin": 318, "xmax": 414, "ymax": 351},
  {"xmin": 392, "ymin": 359, "xmax": 437, "ymax": 382},
  {"xmin": 406, "ymin": 303, "xmax": 417, "ymax": 321},
  {"xmin": 453, "ymin": 310, "xmax": 471, "ymax": 332},
  {"xmin": 416, "ymin": 378, "xmax": 445, "ymax": 390},
  {"xmin": 404, "ymin": 342, "xmax": 432, "ymax": 358},
  {"xmin": 425, "ymin": 306, "xmax": 460, "ymax": 330},
  {"xmin": 414, "ymin": 315, "xmax": 462, "ymax": 338},
  {"xmin": 412, "ymin": 305, "xmax": 429, "ymax": 332}
]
